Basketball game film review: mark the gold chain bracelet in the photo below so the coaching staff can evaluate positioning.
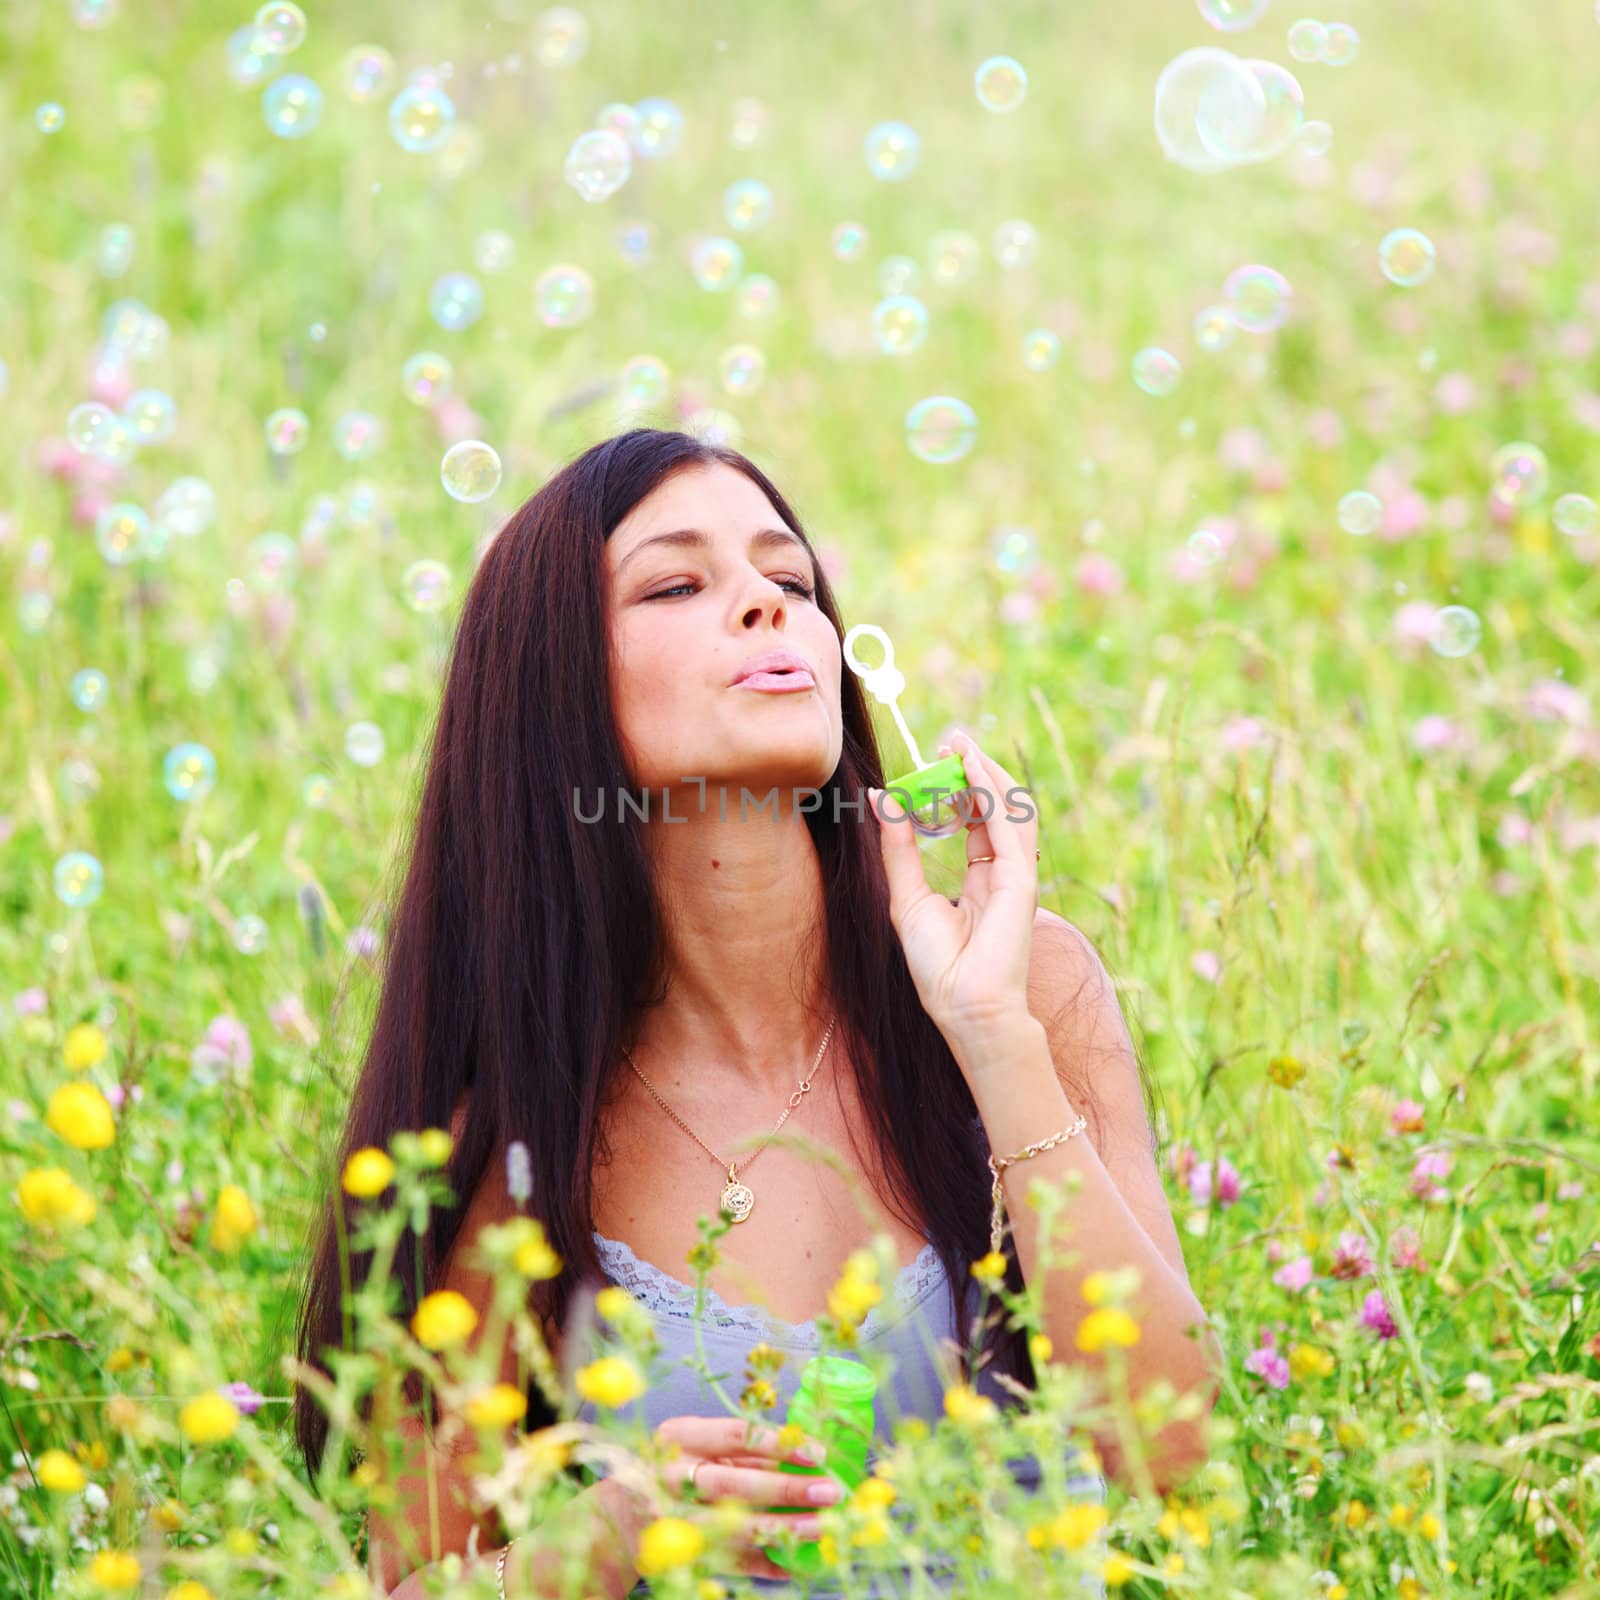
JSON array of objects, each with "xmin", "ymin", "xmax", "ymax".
[
  {"xmin": 985, "ymin": 1115, "xmax": 1088, "ymax": 1253},
  {"xmin": 496, "ymin": 1535, "xmax": 520, "ymax": 1600}
]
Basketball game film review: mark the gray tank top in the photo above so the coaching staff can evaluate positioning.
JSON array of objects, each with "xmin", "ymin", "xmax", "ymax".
[{"xmin": 571, "ymin": 1228, "xmax": 1109, "ymax": 1598}]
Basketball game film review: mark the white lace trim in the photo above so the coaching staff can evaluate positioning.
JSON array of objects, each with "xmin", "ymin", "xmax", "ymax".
[{"xmin": 592, "ymin": 1231, "xmax": 948, "ymax": 1344}]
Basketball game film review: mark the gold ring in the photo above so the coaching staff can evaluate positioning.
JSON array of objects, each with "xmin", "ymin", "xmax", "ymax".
[
  {"xmin": 686, "ymin": 1458, "xmax": 706, "ymax": 1499},
  {"xmin": 966, "ymin": 850, "xmax": 1041, "ymax": 864}
]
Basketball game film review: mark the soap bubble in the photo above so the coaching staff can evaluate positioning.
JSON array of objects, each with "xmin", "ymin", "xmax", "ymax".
[
  {"xmin": 1338, "ymin": 490, "xmax": 1382, "ymax": 534},
  {"xmin": 992, "ymin": 526, "xmax": 1039, "ymax": 572},
  {"xmin": 254, "ymin": 2, "xmax": 307, "ymax": 52},
  {"xmin": 831, "ymin": 221, "xmax": 868, "ymax": 261},
  {"xmin": 690, "ymin": 236, "xmax": 743, "ymax": 291},
  {"xmin": 535, "ymin": 264, "xmax": 594, "ymax": 326},
  {"xmin": 398, "ymin": 352, "xmax": 449, "ymax": 408},
  {"xmin": 1198, "ymin": 59, "xmax": 1302, "ymax": 163},
  {"xmin": 345, "ymin": 721, "xmax": 386, "ymax": 766},
  {"xmin": 334, "ymin": 411, "xmax": 382, "ymax": 460},
  {"xmin": 475, "ymin": 230, "xmax": 515, "ymax": 273},
  {"xmin": 1194, "ymin": 305, "xmax": 1236, "ymax": 352},
  {"xmin": 619, "ymin": 354, "xmax": 671, "ymax": 410},
  {"xmin": 879, "ymin": 255, "xmax": 922, "ymax": 296},
  {"xmin": 246, "ymin": 532, "xmax": 299, "ymax": 591},
  {"xmin": 905, "ymin": 396, "xmax": 978, "ymax": 464},
  {"xmin": 36, "ymin": 103, "xmax": 66, "ymax": 134},
  {"xmin": 1132, "ymin": 347, "xmax": 1183, "ymax": 396},
  {"xmin": 302, "ymin": 773, "xmax": 333, "ymax": 808},
  {"xmin": 729, "ymin": 96, "xmax": 770, "ymax": 148},
  {"xmin": 564, "ymin": 129, "xmax": 631, "ymax": 201},
  {"xmin": 441, "ymin": 440, "xmax": 502, "ymax": 503},
  {"xmin": 430, "ymin": 271, "xmax": 483, "ymax": 331},
  {"xmin": 71, "ymin": 669, "xmax": 110, "ymax": 712},
  {"xmin": 1199, "ymin": 0, "xmax": 1269, "ymax": 30},
  {"xmin": 1298, "ymin": 119, "xmax": 1333, "ymax": 155},
  {"xmin": 993, "ymin": 219, "xmax": 1039, "ymax": 270},
  {"xmin": 974, "ymin": 56, "xmax": 1028, "ymax": 112},
  {"xmin": 227, "ymin": 24, "xmax": 273, "ymax": 86},
  {"xmin": 1319, "ymin": 21, "xmax": 1360, "ymax": 64},
  {"xmin": 1154, "ymin": 47, "xmax": 1265, "ymax": 173},
  {"xmin": 596, "ymin": 101, "xmax": 640, "ymax": 140},
  {"xmin": 1223, "ymin": 264, "xmax": 1292, "ymax": 332},
  {"xmin": 1287, "ymin": 18, "xmax": 1325, "ymax": 60},
  {"xmin": 1553, "ymin": 493, "xmax": 1599, "ymax": 537},
  {"xmin": 262, "ymin": 74, "xmax": 322, "ymax": 138},
  {"xmin": 155, "ymin": 477, "xmax": 216, "ymax": 537},
  {"xmin": 163, "ymin": 742, "xmax": 217, "ymax": 802},
  {"xmin": 615, "ymin": 220, "xmax": 654, "ymax": 265},
  {"xmin": 928, "ymin": 229, "xmax": 982, "ymax": 286},
  {"xmin": 873, "ymin": 295, "xmax": 930, "ymax": 355},
  {"xmin": 535, "ymin": 6, "xmax": 589, "ymax": 67},
  {"xmin": 863, "ymin": 120, "xmax": 920, "ymax": 180},
  {"xmin": 389, "ymin": 84, "xmax": 455, "ymax": 152},
  {"xmin": 1021, "ymin": 329, "xmax": 1061, "ymax": 370},
  {"xmin": 723, "ymin": 178, "xmax": 774, "ymax": 231},
  {"xmin": 1489, "ymin": 442, "xmax": 1549, "ymax": 507},
  {"xmin": 54, "ymin": 851, "xmax": 105, "ymax": 908},
  {"xmin": 342, "ymin": 44, "xmax": 395, "ymax": 102},
  {"xmin": 718, "ymin": 344, "xmax": 767, "ymax": 396},
  {"xmin": 1379, "ymin": 228, "xmax": 1436, "ymax": 287},
  {"xmin": 264, "ymin": 407, "xmax": 310, "ymax": 454},
  {"xmin": 401, "ymin": 559, "xmax": 453, "ymax": 613},
  {"xmin": 71, "ymin": 0, "xmax": 118, "ymax": 25},
  {"xmin": 96, "ymin": 503, "xmax": 150, "ymax": 565},
  {"xmin": 631, "ymin": 98, "xmax": 684, "ymax": 159},
  {"xmin": 123, "ymin": 389, "xmax": 177, "ymax": 444},
  {"xmin": 233, "ymin": 914, "xmax": 269, "ymax": 955},
  {"xmin": 1430, "ymin": 606, "xmax": 1482, "ymax": 659},
  {"xmin": 736, "ymin": 275, "xmax": 780, "ymax": 320},
  {"xmin": 98, "ymin": 223, "xmax": 135, "ymax": 277},
  {"xmin": 67, "ymin": 402, "xmax": 118, "ymax": 456}
]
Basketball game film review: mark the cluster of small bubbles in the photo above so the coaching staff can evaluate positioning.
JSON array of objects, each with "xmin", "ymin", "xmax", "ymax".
[
  {"xmin": 103, "ymin": 298, "xmax": 169, "ymax": 361},
  {"xmin": 1379, "ymin": 228, "xmax": 1436, "ymax": 287},
  {"xmin": 265, "ymin": 406, "xmax": 310, "ymax": 455},
  {"xmin": 690, "ymin": 236, "xmax": 744, "ymax": 291},
  {"xmin": 342, "ymin": 44, "xmax": 395, "ymax": 102},
  {"xmin": 71, "ymin": 669, "xmax": 110, "ymax": 713},
  {"xmin": 724, "ymin": 178, "xmax": 774, "ymax": 231},
  {"xmin": 345, "ymin": 721, "xmax": 386, "ymax": 766},
  {"xmin": 441, "ymin": 440, "xmax": 502, "ymax": 503},
  {"xmin": 263, "ymin": 73, "xmax": 322, "ymax": 138},
  {"xmin": 156, "ymin": 476, "xmax": 216, "ymax": 537},
  {"xmin": 719, "ymin": 344, "xmax": 767, "ymax": 396},
  {"xmin": 1223, "ymin": 263, "xmax": 1293, "ymax": 332},
  {"xmin": 389, "ymin": 84, "xmax": 456, "ymax": 152},
  {"xmin": 227, "ymin": 25, "xmax": 274, "ymax": 87},
  {"xmin": 535, "ymin": 7, "xmax": 589, "ymax": 68},
  {"xmin": 619, "ymin": 354, "xmax": 670, "ymax": 410},
  {"xmin": 1132, "ymin": 347, "xmax": 1183, "ymax": 396},
  {"xmin": 905, "ymin": 396, "xmax": 978, "ymax": 463},
  {"xmin": 1194, "ymin": 305, "xmax": 1236, "ymax": 352},
  {"xmin": 301, "ymin": 772, "xmax": 333, "ymax": 808},
  {"xmin": 1298, "ymin": 118, "xmax": 1333, "ymax": 155},
  {"xmin": 873, "ymin": 295, "xmax": 930, "ymax": 355},
  {"xmin": 98, "ymin": 223, "xmax": 135, "ymax": 277},
  {"xmin": 96, "ymin": 503, "xmax": 150, "ymax": 565},
  {"xmin": 631, "ymin": 98, "xmax": 684, "ymax": 159},
  {"xmin": 974, "ymin": 55, "xmax": 1028, "ymax": 112},
  {"xmin": 1021, "ymin": 328, "xmax": 1061, "ymax": 370},
  {"xmin": 72, "ymin": 0, "xmax": 119, "ymax": 25},
  {"xmin": 1200, "ymin": 0, "xmax": 1269, "ymax": 31},
  {"xmin": 735, "ymin": 274, "xmax": 780, "ymax": 320},
  {"xmin": 124, "ymin": 389, "xmax": 177, "ymax": 444},
  {"xmin": 878, "ymin": 255, "xmax": 922, "ymax": 296},
  {"xmin": 1287, "ymin": 18, "xmax": 1325, "ymax": 60},
  {"xmin": 535, "ymin": 263, "xmax": 595, "ymax": 327},
  {"xmin": 474, "ymin": 229, "xmax": 515, "ymax": 273},
  {"xmin": 401, "ymin": 559, "xmax": 453, "ymax": 613},
  {"xmin": 1430, "ymin": 605, "xmax": 1482, "ymax": 658},
  {"xmin": 1153, "ymin": 48, "xmax": 1262, "ymax": 172},
  {"xmin": 1320, "ymin": 21, "xmax": 1360, "ymax": 64},
  {"xmin": 163, "ymin": 742, "xmax": 217, "ymax": 802},
  {"xmin": 233, "ymin": 913, "xmax": 270, "ymax": 955},
  {"xmin": 254, "ymin": 2, "xmax": 308, "ymax": 53},
  {"xmin": 1553, "ymin": 493, "xmax": 1599, "ymax": 537},
  {"xmin": 36, "ymin": 103, "xmax": 67, "ymax": 134},
  {"xmin": 993, "ymin": 219, "xmax": 1039, "ymax": 270},
  {"xmin": 430, "ymin": 271, "xmax": 484, "ymax": 331},
  {"xmin": 247, "ymin": 531, "xmax": 299, "ymax": 591},
  {"xmin": 1489, "ymin": 441, "xmax": 1550, "ymax": 507},
  {"xmin": 729, "ymin": 96, "xmax": 770, "ymax": 148},
  {"xmin": 991, "ymin": 525, "xmax": 1039, "ymax": 573},
  {"xmin": 863, "ymin": 120, "xmax": 920, "ymax": 181},
  {"xmin": 402, "ymin": 351, "xmax": 453, "ymax": 407},
  {"xmin": 54, "ymin": 851, "xmax": 105, "ymax": 908},
  {"xmin": 595, "ymin": 101, "xmax": 639, "ymax": 140},
  {"xmin": 334, "ymin": 411, "xmax": 382, "ymax": 460},
  {"xmin": 564, "ymin": 129, "xmax": 631, "ymax": 201},
  {"xmin": 831, "ymin": 221, "xmax": 868, "ymax": 261},
  {"xmin": 1337, "ymin": 489, "xmax": 1382, "ymax": 534}
]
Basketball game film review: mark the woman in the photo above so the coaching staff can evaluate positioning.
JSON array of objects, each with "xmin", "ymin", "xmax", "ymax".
[{"xmin": 294, "ymin": 427, "xmax": 1218, "ymax": 1597}]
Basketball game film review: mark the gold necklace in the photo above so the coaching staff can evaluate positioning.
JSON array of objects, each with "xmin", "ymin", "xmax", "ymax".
[{"xmin": 618, "ymin": 1014, "xmax": 838, "ymax": 1224}]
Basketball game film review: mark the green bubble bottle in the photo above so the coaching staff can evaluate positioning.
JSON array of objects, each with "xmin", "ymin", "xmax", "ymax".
[{"xmin": 762, "ymin": 1355, "xmax": 879, "ymax": 1578}]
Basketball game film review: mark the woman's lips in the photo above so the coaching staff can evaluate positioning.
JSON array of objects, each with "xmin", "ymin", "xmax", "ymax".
[{"xmin": 733, "ymin": 669, "xmax": 817, "ymax": 692}]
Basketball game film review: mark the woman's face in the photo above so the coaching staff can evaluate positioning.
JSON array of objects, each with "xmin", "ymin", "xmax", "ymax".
[{"xmin": 605, "ymin": 463, "xmax": 843, "ymax": 799}]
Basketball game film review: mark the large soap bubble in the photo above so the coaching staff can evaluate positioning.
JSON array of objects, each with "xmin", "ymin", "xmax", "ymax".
[{"xmin": 1154, "ymin": 48, "xmax": 1267, "ymax": 173}]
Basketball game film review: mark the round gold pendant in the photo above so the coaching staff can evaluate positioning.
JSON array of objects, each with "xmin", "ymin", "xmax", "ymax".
[{"xmin": 720, "ymin": 1181, "xmax": 755, "ymax": 1222}]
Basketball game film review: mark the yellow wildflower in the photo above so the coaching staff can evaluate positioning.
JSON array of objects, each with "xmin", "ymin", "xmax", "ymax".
[
  {"xmin": 64, "ymin": 1023, "xmax": 109, "ymax": 1071},
  {"xmin": 89, "ymin": 1552, "xmax": 141, "ymax": 1590},
  {"xmin": 1029, "ymin": 1332, "xmax": 1054, "ymax": 1365},
  {"xmin": 1266, "ymin": 1053, "xmax": 1306, "ymax": 1088},
  {"xmin": 850, "ymin": 1476, "xmax": 898, "ymax": 1512},
  {"xmin": 942, "ymin": 1383, "xmax": 997, "ymax": 1425},
  {"xmin": 969, "ymin": 1251, "xmax": 1007, "ymax": 1287},
  {"xmin": 595, "ymin": 1286, "xmax": 638, "ymax": 1322},
  {"xmin": 1081, "ymin": 1271, "xmax": 1112, "ymax": 1306},
  {"xmin": 507, "ymin": 1217, "xmax": 561, "ymax": 1279},
  {"xmin": 1102, "ymin": 1550, "xmax": 1135, "ymax": 1586},
  {"xmin": 341, "ymin": 1148, "xmax": 395, "ymax": 1198},
  {"xmin": 416, "ymin": 1128, "xmax": 453, "ymax": 1166},
  {"xmin": 1036, "ymin": 1502, "xmax": 1108, "ymax": 1551},
  {"xmin": 224, "ymin": 1529, "xmax": 258, "ymax": 1556},
  {"xmin": 1179, "ymin": 1506, "xmax": 1211, "ymax": 1546},
  {"xmin": 574, "ymin": 1355, "xmax": 646, "ymax": 1409},
  {"xmin": 1388, "ymin": 1503, "xmax": 1415, "ymax": 1529},
  {"xmin": 166, "ymin": 1583, "xmax": 214, "ymax": 1600},
  {"xmin": 1289, "ymin": 1343, "xmax": 1334, "ymax": 1380},
  {"xmin": 1343, "ymin": 1500, "xmax": 1368, "ymax": 1529},
  {"xmin": 1162, "ymin": 1553, "xmax": 1184, "ymax": 1576},
  {"xmin": 37, "ymin": 1449, "xmax": 87, "ymax": 1492},
  {"xmin": 635, "ymin": 1516, "xmax": 705, "ymax": 1577},
  {"xmin": 464, "ymin": 1383, "xmax": 528, "ymax": 1429},
  {"xmin": 1419, "ymin": 1512, "xmax": 1442, "ymax": 1540},
  {"xmin": 1076, "ymin": 1308, "xmax": 1140, "ymax": 1352},
  {"xmin": 106, "ymin": 1347, "xmax": 135, "ymax": 1373},
  {"xmin": 1397, "ymin": 1579, "xmax": 1422, "ymax": 1600},
  {"xmin": 853, "ymin": 1513, "xmax": 893, "ymax": 1547},
  {"xmin": 740, "ymin": 1378, "xmax": 777, "ymax": 1411},
  {"xmin": 210, "ymin": 1184, "xmax": 260, "ymax": 1252},
  {"xmin": 411, "ymin": 1290, "xmax": 478, "ymax": 1350},
  {"xmin": 17, "ymin": 1167, "xmax": 97, "ymax": 1230},
  {"xmin": 697, "ymin": 1583, "xmax": 727, "ymax": 1600},
  {"xmin": 179, "ymin": 1393, "xmax": 240, "ymax": 1445},
  {"xmin": 827, "ymin": 1252, "xmax": 883, "ymax": 1327},
  {"xmin": 46, "ymin": 1081, "xmax": 116, "ymax": 1149}
]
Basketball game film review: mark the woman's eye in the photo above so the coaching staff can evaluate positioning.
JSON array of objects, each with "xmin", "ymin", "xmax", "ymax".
[{"xmin": 645, "ymin": 576, "xmax": 815, "ymax": 601}]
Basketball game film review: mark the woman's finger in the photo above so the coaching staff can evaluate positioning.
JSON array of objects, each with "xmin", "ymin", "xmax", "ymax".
[
  {"xmin": 867, "ymin": 786, "xmax": 934, "ymax": 933},
  {"xmin": 655, "ymin": 1415, "xmax": 826, "ymax": 1466}
]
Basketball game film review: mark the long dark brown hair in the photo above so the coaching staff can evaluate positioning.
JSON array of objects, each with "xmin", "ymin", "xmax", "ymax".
[{"xmin": 292, "ymin": 424, "xmax": 1161, "ymax": 1482}]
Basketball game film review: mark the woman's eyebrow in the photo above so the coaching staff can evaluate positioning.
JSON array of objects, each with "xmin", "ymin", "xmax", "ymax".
[{"xmin": 615, "ymin": 526, "xmax": 811, "ymax": 574}]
